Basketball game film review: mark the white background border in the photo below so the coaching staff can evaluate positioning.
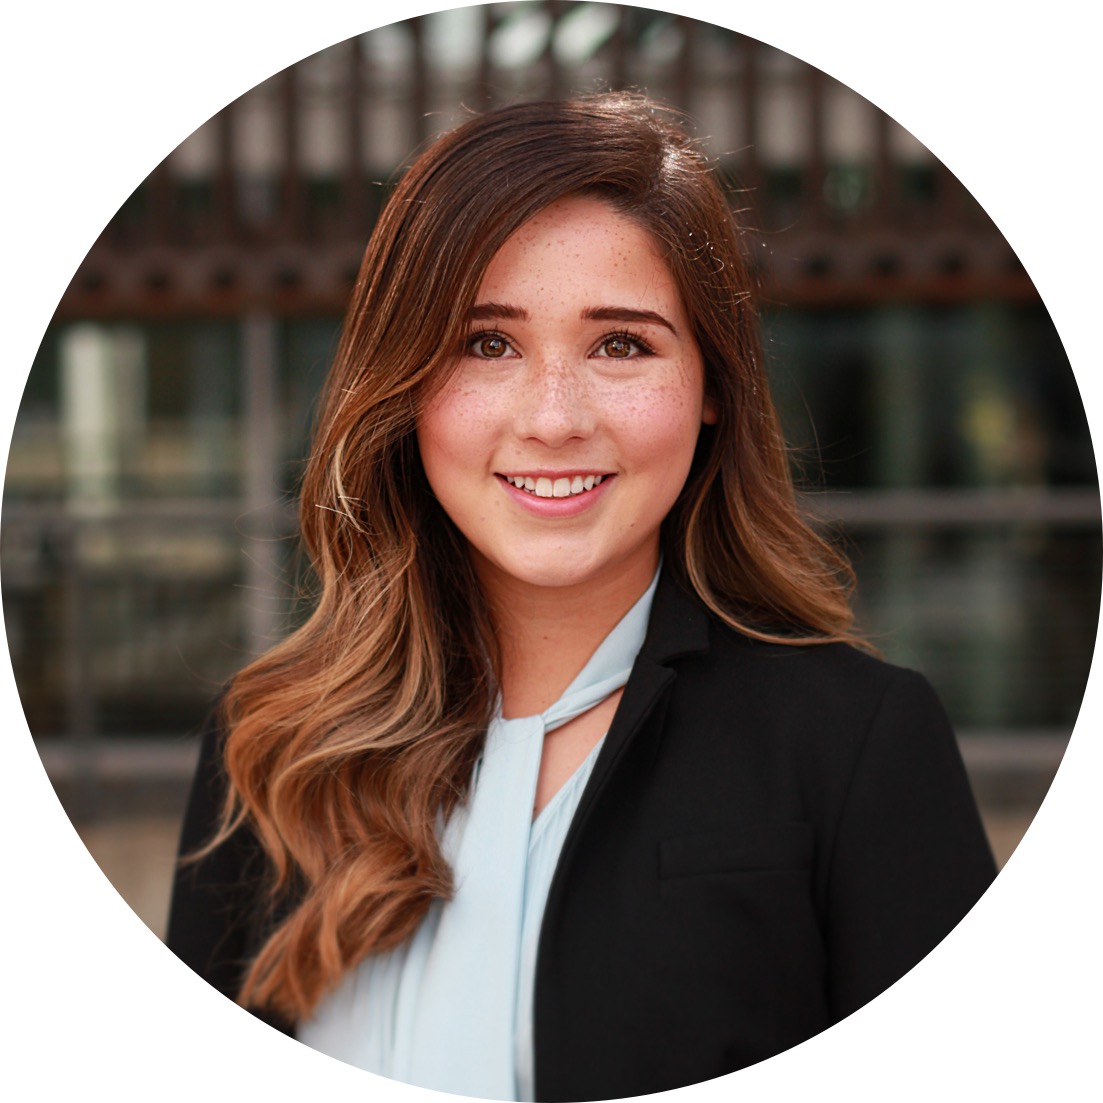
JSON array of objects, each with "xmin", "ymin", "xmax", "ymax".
[{"xmin": 2, "ymin": 2, "xmax": 1099, "ymax": 1099}]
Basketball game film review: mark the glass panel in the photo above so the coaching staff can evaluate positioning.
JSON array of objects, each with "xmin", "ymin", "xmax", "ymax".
[
  {"xmin": 6, "ymin": 320, "xmax": 243, "ymax": 503},
  {"xmin": 850, "ymin": 528, "xmax": 1101, "ymax": 730},
  {"xmin": 6, "ymin": 329, "xmax": 64, "ymax": 500},
  {"xmin": 764, "ymin": 303, "xmax": 1095, "ymax": 491},
  {"xmin": 277, "ymin": 316, "xmax": 342, "ymax": 496},
  {"xmin": 2, "ymin": 515, "xmax": 250, "ymax": 737},
  {"xmin": 143, "ymin": 321, "xmax": 242, "ymax": 496}
]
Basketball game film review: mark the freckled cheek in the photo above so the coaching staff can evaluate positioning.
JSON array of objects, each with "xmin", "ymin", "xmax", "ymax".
[
  {"xmin": 418, "ymin": 389, "xmax": 505, "ymax": 465},
  {"xmin": 609, "ymin": 385, "xmax": 704, "ymax": 462}
]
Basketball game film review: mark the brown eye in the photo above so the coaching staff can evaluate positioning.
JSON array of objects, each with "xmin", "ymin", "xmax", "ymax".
[
  {"xmin": 473, "ymin": 334, "xmax": 509, "ymax": 358},
  {"xmin": 602, "ymin": 336, "xmax": 633, "ymax": 358}
]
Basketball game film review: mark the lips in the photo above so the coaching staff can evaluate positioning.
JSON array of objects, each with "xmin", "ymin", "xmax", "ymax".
[{"xmin": 499, "ymin": 473, "xmax": 607, "ymax": 499}]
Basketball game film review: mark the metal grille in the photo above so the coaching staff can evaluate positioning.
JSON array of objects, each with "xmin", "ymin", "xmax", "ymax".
[{"xmin": 59, "ymin": 6, "xmax": 1033, "ymax": 320}]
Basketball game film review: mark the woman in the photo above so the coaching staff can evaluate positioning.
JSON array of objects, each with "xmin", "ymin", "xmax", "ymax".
[{"xmin": 168, "ymin": 94, "xmax": 995, "ymax": 1100}]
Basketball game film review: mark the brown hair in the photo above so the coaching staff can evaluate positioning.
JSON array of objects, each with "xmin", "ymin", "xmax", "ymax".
[{"xmin": 213, "ymin": 93, "xmax": 859, "ymax": 1020}]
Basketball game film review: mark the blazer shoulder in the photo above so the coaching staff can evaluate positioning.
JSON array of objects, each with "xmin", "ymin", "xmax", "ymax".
[
  {"xmin": 166, "ymin": 700, "xmax": 298, "ymax": 1038},
  {"xmin": 166, "ymin": 702, "xmax": 269, "ymax": 1003},
  {"xmin": 667, "ymin": 614, "xmax": 968, "ymax": 811},
  {"xmin": 704, "ymin": 615, "xmax": 918, "ymax": 709}
]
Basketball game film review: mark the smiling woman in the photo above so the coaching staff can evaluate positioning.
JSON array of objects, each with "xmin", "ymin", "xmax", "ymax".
[
  {"xmin": 167, "ymin": 94, "xmax": 995, "ymax": 1101},
  {"xmin": 418, "ymin": 195, "xmax": 714, "ymax": 607}
]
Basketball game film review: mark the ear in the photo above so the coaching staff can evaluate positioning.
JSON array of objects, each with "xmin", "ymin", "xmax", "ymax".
[{"xmin": 701, "ymin": 396, "xmax": 719, "ymax": 425}]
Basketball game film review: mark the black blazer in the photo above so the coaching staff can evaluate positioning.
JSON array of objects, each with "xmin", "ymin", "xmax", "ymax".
[{"xmin": 168, "ymin": 572, "xmax": 996, "ymax": 1100}]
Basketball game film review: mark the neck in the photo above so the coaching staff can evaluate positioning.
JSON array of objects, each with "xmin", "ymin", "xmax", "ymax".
[{"xmin": 477, "ymin": 554, "xmax": 658, "ymax": 719}]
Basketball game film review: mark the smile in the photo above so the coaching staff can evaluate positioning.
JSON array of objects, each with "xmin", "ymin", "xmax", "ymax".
[{"xmin": 499, "ymin": 474, "xmax": 607, "ymax": 499}]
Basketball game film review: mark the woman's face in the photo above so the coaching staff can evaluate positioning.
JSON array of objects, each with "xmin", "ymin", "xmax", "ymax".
[{"xmin": 417, "ymin": 195, "xmax": 715, "ymax": 603}]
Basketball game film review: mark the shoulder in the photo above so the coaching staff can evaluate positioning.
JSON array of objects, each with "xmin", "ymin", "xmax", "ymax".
[
  {"xmin": 687, "ymin": 612, "xmax": 927, "ymax": 728},
  {"xmin": 642, "ymin": 573, "xmax": 949, "ymax": 761},
  {"xmin": 645, "ymin": 570, "xmax": 916, "ymax": 719},
  {"xmin": 167, "ymin": 701, "xmax": 269, "ymax": 1000},
  {"xmin": 166, "ymin": 700, "xmax": 299, "ymax": 1038},
  {"xmin": 653, "ymin": 606, "xmax": 967, "ymax": 818}
]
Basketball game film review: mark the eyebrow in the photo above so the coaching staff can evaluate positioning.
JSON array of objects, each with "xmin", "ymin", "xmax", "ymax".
[
  {"xmin": 583, "ymin": 306, "xmax": 677, "ymax": 334},
  {"xmin": 468, "ymin": 302, "xmax": 678, "ymax": 334},
  {"xmin": 469, "ymin": 302, "xmax": 526, "ymax": 321}
]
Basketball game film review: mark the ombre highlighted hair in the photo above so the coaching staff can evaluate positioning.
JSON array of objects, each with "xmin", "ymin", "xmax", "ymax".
[{"xmin": 209, "ymin": 93, "xmax": 860, "ymax": 1021}]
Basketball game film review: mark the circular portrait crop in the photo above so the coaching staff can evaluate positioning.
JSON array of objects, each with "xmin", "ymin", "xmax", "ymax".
[{"xmin": 3, "ymin": 3, "xmax": 1099, "ymax": 1100}]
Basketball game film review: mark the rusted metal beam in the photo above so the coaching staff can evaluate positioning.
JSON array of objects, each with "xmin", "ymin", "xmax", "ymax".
[{"xmin": 53, "ymin": 227, "xmax": 1039, "ymax": 320}]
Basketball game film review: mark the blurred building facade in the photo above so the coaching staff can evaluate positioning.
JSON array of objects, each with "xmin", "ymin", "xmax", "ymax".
[{"xmin": 3, "ymin": 5, "xmax": 1099, "ymax": 777}]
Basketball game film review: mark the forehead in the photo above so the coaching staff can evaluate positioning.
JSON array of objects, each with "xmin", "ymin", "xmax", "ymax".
[{"xmin": 477, "ymin": 196, "xmax": 681, "ymax": 309}]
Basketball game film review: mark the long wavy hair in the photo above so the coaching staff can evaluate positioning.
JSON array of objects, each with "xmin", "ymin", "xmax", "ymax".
[{"xmin": 212, "ymin": 93, "xmax": 860, "ymax": 1021}]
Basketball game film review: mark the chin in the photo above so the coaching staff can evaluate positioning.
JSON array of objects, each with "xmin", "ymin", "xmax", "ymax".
[
  {"xmin": 472, "ymin": 545, "xmax": 606, "ymax": 594},
  {"xmin": 507, "ymin": 561, "xmax": 601, "ymax": 591}
]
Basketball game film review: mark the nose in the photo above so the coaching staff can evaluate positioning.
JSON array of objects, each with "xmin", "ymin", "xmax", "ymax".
[{"xmin": 513, "ymin": 354, "xmax": 596, "ymax": 447}]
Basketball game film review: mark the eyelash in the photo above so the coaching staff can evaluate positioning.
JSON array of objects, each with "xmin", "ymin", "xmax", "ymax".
[
  {"xmin": 597, "ymin": 329, "xmax": 656, "ymax": 358},
  {"xmin": 465, "ymin": 330, "xmax": 516, "ymax": 359},
  {"xmin": 463, "ymin": 328, "xmax": 657, "ymax": 359}
]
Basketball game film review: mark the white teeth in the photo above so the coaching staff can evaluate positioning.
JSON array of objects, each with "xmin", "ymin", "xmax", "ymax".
[{"xmin": 506, "ymin": 474, "xmax": 608, "ymax": 498}]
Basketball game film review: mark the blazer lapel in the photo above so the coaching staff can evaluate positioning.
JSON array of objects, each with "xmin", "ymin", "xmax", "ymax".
[{"xmin": 547, "ymin": 568, "xmax": 711, "ymax": 891}]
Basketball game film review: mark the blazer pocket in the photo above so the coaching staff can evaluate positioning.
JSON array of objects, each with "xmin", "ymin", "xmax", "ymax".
[{"xmin": 658, "ymin": 821, "xmax": 815, "ymax": 880}]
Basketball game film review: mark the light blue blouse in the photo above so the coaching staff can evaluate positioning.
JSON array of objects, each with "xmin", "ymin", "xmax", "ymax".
[{"xmin": 299, "ymin": 570, "xmax": 659, "ymax": 1100}]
